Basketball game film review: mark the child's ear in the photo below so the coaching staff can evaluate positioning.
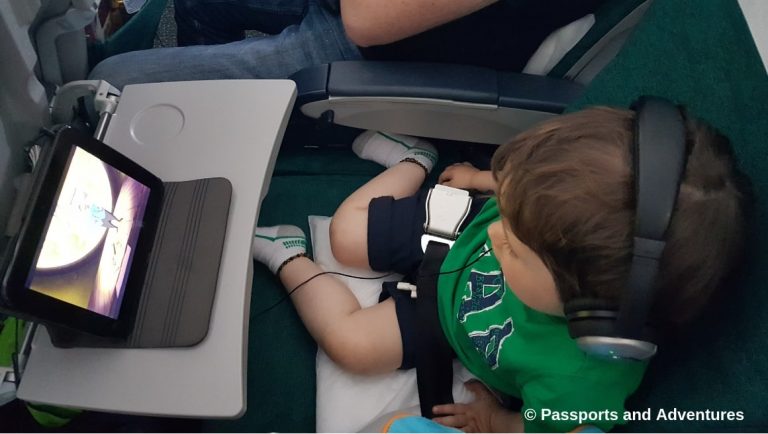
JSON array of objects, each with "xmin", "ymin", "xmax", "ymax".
[
  {"xmin": 488, "ymin": 220, "xmax": 563, "ymax": 316},
  {"xmin": 487, "ymin": 221, "xmax": 518, "ymax": 262}
]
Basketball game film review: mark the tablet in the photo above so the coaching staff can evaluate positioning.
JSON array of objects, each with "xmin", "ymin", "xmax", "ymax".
[{"xmin": 1, "ymin": 128, "xmax": 163, "ymax": 337}]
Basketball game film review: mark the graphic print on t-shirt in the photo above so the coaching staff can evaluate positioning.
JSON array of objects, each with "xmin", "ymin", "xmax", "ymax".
[
  {"xmin": 457, "ymin": 269, "xmax": 505, "ymax": 323},
  {"xmin": 468, "ymin": 318, "xmax": 514, "ymax": 369}
]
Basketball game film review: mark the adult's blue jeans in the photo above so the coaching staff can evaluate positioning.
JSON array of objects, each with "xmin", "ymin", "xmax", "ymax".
[{"xmin": 89, "ymin": 0, "xmax": 362, "ymax": 89}]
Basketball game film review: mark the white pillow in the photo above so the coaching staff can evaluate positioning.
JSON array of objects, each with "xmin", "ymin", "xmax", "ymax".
[
  {"xmin": 523, "ymin": 14, "xmax": 596, "ymax": 75},
  {"xmin": 308, "ymin": 215, "xmax": 476, "ymax": 433}
]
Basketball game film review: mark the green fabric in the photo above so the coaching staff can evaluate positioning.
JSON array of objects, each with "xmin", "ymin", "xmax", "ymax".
[
  {"xmin": 566, "ymin": 0, "xmax": 768, "ymax": 431},
  {"xmin": 209, "ymin": 0, "xmax": 768, "ymax": 430},
  {"xmin": 202, "ymin": 147, "xmax": 378, "ymax": 433},
  {"xmin": 0, "ymin": 318, "xmax": 22, "ymax": 366},
  {"xmin": 25, "ymin": 403, "xmax": 82, "ymax": 428},
  {"xmin": 201, "ymin": 143, "xmax": 479, "ymax": 432},
  {"xmin": 88, "ymin": 0, "xmax": 169, "ymax": 66},
  {"xmin": 549, "ymin": 0, "xmax": 647, "ymax": 78},
  {"xmin": 1, "ymin": 319, "xmax": 81, "ymax": 428},
  {"xmin": 439, "ymin": 199, "xmax": 645, "ymax": 432}
]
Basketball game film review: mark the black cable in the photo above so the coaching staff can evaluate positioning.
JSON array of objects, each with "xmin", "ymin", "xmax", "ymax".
[
  {"xmin": 11, "ymin": 319, "xmax": 21, "ymax": 388},
  {"xmin": 256, "ymin": 271, "xmax": 395, "ymax": 317},
  {"xmin": 429, "ymin": 247, "xmax": 492, "ymax": 277},
  {"xmin": 253, "ymin": 247, "xmax": 492, "ymax": 318}
]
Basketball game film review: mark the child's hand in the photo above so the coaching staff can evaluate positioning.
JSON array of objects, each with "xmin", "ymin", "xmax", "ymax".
[
  {"xmin": 439, "ymin": 163, "xmax": 497, "ymax": 193},
  {"xmin": 432, "ymin": 380, "xmax": 523, "ymax": 432},
  {"xmin": 439, "ymin": 162, "xmax": 481, "ymax": 190}
]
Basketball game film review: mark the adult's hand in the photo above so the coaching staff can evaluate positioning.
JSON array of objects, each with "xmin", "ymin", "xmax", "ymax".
[{"xmin": 340, "ymin": 0, "xmax": 498, "ymax": 47}]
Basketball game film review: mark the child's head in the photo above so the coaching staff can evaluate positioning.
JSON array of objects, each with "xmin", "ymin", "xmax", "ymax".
[{"xmin": 490, "ymin": 106, "xmax": 750, "ymax": 329}]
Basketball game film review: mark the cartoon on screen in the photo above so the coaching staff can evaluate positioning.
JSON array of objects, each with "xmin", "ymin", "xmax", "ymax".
[
  {"xmin": 26, "ymin": 146, "xmax": 151, "ymax": 318},
  {"xmin": 73, "ymin": 190, "xmax": 124, "ymax": 230}
]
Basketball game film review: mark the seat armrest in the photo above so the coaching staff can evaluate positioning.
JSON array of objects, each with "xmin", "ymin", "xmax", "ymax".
[
  {"xmin": 327, "ymin": 62, "xmax": 499, "ymax": 105},
  {"xmin": 291, "ymin": 61, "xmax": 584, "ymax": 144},
  {"xmin": 497, "ymin": 71, "xmax": 584, "ymax": 113}
]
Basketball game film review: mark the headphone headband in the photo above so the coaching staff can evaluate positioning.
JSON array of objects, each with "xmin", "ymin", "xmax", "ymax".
[
  {"xmin": 566, "ymin": 96, "xmax": 688, "ymax": 361},
  {"xmin": 630, "ymin": 97, "xmax": 687, "ymax": 242},
  {"xmin": 616, "ymin": 97, "xmax": 687, "ymax": 339}
]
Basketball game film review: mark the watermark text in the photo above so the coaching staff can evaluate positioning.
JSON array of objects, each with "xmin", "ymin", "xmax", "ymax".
[{"xmin": 523, "ymin": 408, "xmax": 745, "ymax": 425}]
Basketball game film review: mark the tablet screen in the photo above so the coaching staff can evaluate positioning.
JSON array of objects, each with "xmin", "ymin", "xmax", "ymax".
[{"xmin": 25, "ymin": 146, "xmax": 151, "ymax": 319}]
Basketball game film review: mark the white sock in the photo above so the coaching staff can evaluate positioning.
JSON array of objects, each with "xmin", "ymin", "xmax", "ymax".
[
  {"xmin": 352, "ymin": 130, "xmax": 438, "ymax": 174},
  {"xmin": 252, "ymin": 225, "xmax": 307, "ymax": 274}
]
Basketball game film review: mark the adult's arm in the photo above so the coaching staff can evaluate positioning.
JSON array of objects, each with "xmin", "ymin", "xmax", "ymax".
[{"xmin": 340, "ymin": 0, "xmax": 498, "ymax": 47}]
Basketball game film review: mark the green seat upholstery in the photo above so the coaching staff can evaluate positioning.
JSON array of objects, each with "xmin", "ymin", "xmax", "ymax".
[
  {"xmin": 199, "ymin": 149, "xmax": 373, "ymax": 432},
  {"xmin": 204, "ymin": 0, "xmax": 767, "ymax": 431},
  {"xmin": 549, "ymin": 0, "xmax": 648, "ymax": 80},
  {"xmin": 202, "ymin": 143, "xmax": 471, "ymax": 432},
  {"xmin": 88, "ymin": 0, "xmax": 169, "ymax": 67},
  {"xmin": 570, "ymin": 0, "xmax": 768, "ymax": 431}
]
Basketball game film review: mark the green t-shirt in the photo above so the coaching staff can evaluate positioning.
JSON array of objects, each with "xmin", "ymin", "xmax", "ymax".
[{"xmin": 438, "ymin": 198, "xmax": 646, "ymax": 432}]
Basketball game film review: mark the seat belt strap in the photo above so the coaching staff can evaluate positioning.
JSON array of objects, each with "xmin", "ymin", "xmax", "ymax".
[
  {"xmin": 413, "ymin": 185, "xmax": 473, "ymax": 418},
  {"xmin": 415, "ymin": 240, "xmax": 454, "ymax": 419}
]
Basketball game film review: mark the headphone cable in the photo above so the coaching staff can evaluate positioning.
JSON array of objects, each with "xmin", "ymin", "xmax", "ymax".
[{"xmin": 254, "ymin": 247, "xmax": 492, "ymax": 318}]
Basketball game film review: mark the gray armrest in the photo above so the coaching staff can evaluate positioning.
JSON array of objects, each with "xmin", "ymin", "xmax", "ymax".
[{"xmin": 291, "ymin": 61, "xmax": 584, "ymax": 144}]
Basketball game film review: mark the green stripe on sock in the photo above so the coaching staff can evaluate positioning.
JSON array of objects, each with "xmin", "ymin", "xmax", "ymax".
[
  {"xmin": 254, "ymin": 234, "xmax": 305, "ymax": 242},
  {"xmin": 282, "ymin": 239, "xmax": 307, "ymax": 249},
  {"xmin": 377, "ymin": 132, "xmax": 437, "ymax": 166},
  {"xmin": 411, "ymin": 149, "xmax": 438, "ymax": 164},
  {"xmin": 377, "ymin": 132, "xmax": 414, "ymax": 150}
]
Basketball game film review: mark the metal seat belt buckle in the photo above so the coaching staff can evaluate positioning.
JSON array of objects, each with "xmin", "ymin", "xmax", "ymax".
[
  {"xmin": 397, "ymin": 282, "xmax": 418, "ymax": 299},
  {"xmin": 421, "ymin": 185, "xmax": 472, "ymax": 252}
]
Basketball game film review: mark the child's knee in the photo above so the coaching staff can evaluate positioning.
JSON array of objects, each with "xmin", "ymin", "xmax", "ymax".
[
  {"xmin": 328, "ymin": 216, "xmax": 346, "ymax": 258},
  {"xmin": 322, "ymin": 331, "xmax": 382, "ymax": 375},
  {"xmin": 329, "ymin": 214, "xmax": 359, "ymax": 266}
]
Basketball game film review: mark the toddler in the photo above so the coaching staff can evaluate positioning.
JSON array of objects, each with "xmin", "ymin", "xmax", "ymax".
[{"xmin": 252, "ymin": 107, "xmax": 749, "ymax": 432}]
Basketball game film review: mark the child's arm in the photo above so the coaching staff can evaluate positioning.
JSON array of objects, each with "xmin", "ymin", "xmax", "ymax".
[
  {"xmin": 438, "ymin": 163, "xmax": 497, "ymax": 193},
  {"xmin": 432, "ymin": 380, "xmax": 524, "ymax": 432}
]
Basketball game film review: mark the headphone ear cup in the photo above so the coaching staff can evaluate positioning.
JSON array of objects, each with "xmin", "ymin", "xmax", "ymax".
[
  {"xmin": 563, "ymin": 298, "xmax": 618, "ymax": 317},
  {"xmin": 565, "ymin": 298, "xmax": 658, "ymax": 360},
  {"xmin": 567, "ymin": 315, "xmax": 617, "ymax": 340},
  {"xmin": 564, "ymin": 298, "xmax": 619, "ymax": 340}
]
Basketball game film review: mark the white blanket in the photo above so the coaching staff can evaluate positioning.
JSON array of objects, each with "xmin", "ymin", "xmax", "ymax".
[{"xmin": 309, "ymin": 216, "xmax": 477, "ymax": 433}]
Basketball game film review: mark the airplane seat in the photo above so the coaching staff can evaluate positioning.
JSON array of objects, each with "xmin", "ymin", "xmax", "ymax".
[
  {"xmin": 203, "ymin": 0, "xmax": 768, "ymax": 432},
  {"xmin": 29, "ymin": 0, "xmax": 169, "ymax": 87},
  {"xmin": 2, "ymin": 0, "xmax": 765, "ymax": 431},
  {"xmin": 282, "ymin": 0, "xmax": 652, "ymax": 149},
  {"xmin": 545, "ymin": 0, "xmax": 650, "ymax": 84},
  {"xmin": 570, "ymin": 1, "xmax": 768, "ymax": 431}
]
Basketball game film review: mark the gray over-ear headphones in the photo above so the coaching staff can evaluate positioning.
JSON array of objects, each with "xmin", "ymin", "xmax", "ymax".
[{"xmin": 564, "ymin": 96, "xmax": 688, "ymax": 361}]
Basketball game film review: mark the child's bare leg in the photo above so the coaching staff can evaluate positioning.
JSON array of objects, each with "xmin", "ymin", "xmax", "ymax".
[
  {"xmin": 331, "ymin": 162, "xmax": 426, "ymax": 268},
  {"xmin": 331, "ymin": 131, "xmax": 438, "ymax": 269},
  {"xmin": 279, "ymin": 256, "xmax": 402, "ymax": 374},
  {"xmin": 252, "ymin": 227, "xmax": 402, "ymax": 374}
]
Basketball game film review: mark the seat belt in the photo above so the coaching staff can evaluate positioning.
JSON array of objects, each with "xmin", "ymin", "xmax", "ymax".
[{"xmin": 410, "ymin": 185, "xmax": 472, "ymax": 418}]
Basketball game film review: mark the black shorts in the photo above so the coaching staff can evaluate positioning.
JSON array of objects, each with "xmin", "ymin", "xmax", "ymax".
[
  {"xmin": 367, "ymin": 190, "xmax": 487, "ymax": 369},
  {"xmin": 367, "ymin": 189, "xmax": 430, "ymax": 275}
]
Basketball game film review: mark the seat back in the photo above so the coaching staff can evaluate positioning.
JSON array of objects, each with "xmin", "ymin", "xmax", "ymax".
[
  {"xmin": 567, "ymin": 0, "xmax": 768, "ymax": 430},
  {"xmin": 549, "ymin": 0, "xmax": 651, "ymax": 83},
  {"xmin": 0, "ymin": 0, "xmax": 49, "ymax": 252},
  {"xmin": 205, "ymin": 1, "xmax": 768, "ymax": 431}
]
